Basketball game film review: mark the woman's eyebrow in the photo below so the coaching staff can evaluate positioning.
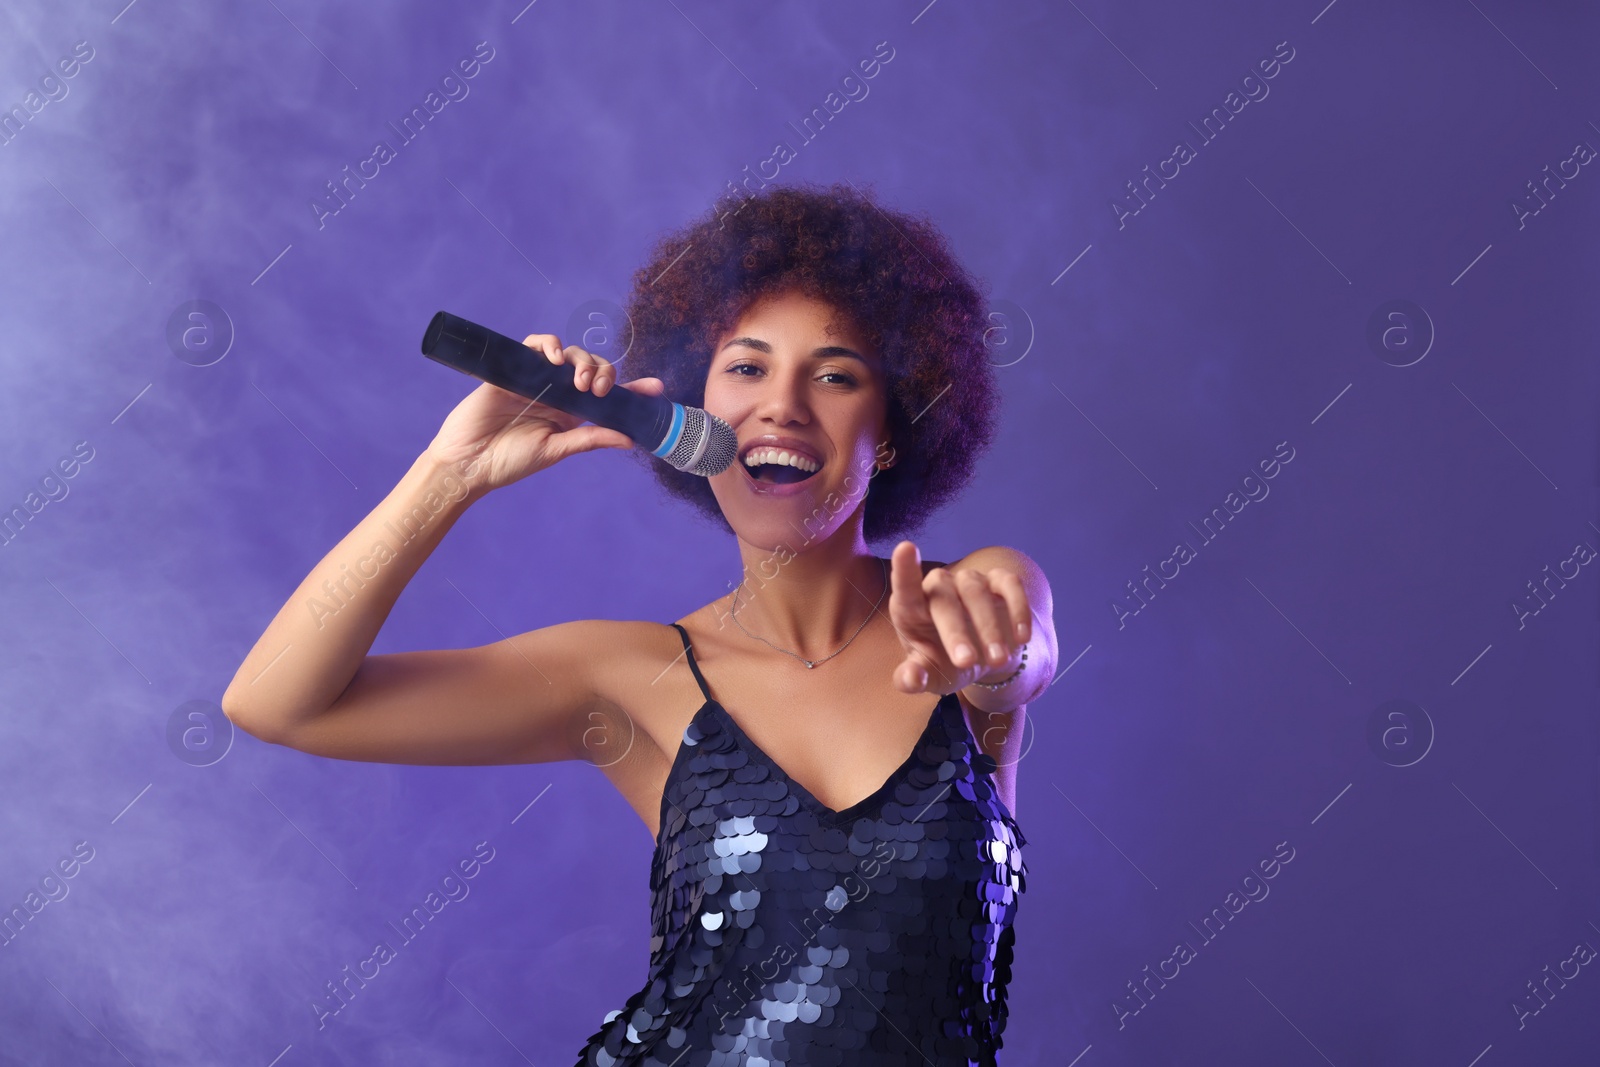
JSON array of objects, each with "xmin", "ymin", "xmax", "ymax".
[{"xmin": 719, "ymin": 336, "xmax": 870, "ymax": 363}]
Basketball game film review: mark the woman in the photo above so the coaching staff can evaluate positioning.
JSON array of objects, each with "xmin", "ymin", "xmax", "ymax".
[{"xmin": 222, "ymin": 182, "xmax": 1057, "ymax": 1064}]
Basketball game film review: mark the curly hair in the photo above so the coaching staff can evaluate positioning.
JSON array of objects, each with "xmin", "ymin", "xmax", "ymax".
[{"xmin": 617, "ymin": 180, "xmax": 999, "ymax": 544}]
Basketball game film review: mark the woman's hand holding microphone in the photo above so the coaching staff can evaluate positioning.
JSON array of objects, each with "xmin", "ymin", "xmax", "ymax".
[{"xmin": 423, "ymin": 334, "xmax": 663, "ymax": 497}]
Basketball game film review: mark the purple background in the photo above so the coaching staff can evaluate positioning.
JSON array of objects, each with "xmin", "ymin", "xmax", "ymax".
[{"xmin": 1, "ymin": 0, "xmax": 1596, "ymax": 1063}]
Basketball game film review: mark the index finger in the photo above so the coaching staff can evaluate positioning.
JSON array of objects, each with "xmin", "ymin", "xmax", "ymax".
[{"xmin": 889, "ymin": 541, "xmax": 929, "ymax": 621}]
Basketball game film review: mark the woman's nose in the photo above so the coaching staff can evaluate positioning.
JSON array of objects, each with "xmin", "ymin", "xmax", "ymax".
[{"xmin": 752, "ymin": 371, "xmax": 812, "ymax": 424}]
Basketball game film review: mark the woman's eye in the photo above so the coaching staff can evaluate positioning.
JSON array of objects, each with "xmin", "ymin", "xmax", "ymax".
[{"xmin": 725, "ymin": 363, "xmax": 854, "ymax": 386}]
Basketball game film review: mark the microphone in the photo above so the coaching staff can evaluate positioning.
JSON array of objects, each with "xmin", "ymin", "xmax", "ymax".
[{"xmin": 420, "ymin": 311, "xmax": 738, "ymax": 477}]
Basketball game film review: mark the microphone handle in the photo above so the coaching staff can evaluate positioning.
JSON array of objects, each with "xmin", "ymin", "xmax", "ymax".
[{"xmin": 420, "ymin": 311, "xmax": 676, "ymax": 451}]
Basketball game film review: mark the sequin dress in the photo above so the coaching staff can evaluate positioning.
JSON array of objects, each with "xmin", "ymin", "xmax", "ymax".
[{"xmin": 574, "ymin": 622, "xmax": 1028, "ymax": 1066}]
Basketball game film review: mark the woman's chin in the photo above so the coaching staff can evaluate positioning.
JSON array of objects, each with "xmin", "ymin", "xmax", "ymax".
[
  {"xmin": 726, "ymin": 513, "xmax": 826, "ymax": 554},
  {"xmin": 711, "ymin": 465, "xmax": 868, "ymax": 552},
  {"xmin": 717, "ymin": 496, "xmax": 829, "ymax": 552}
]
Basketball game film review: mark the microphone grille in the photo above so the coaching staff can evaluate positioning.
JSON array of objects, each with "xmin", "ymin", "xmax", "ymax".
[{"xmin": 665, "ymin": 407, "xmax": 738, "ymax": 477}]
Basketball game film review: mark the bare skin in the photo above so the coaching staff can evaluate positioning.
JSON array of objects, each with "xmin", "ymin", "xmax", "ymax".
[
  {"xmin": 586, "ymin": 554, "xmax": 1015, "ymax": 842},
  {"xmin": 221, "ymin": 288, "xmax": 1057, "ymax": 845}
]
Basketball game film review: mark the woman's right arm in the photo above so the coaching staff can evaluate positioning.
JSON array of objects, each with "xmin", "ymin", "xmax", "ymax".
[{"xmin": 219, "ymin": 334, "xmax": 663, "ymax": 767}]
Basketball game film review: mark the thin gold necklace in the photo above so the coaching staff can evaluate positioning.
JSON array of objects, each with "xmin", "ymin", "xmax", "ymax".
[{"xmin": 728, "ymin": 556, "xmax": 890, "ymax": 669}]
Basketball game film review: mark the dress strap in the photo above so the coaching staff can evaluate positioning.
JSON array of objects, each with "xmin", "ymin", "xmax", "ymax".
[{"xmin": 669, "ymin": 623, "xmax": 714, "ymax": 704}]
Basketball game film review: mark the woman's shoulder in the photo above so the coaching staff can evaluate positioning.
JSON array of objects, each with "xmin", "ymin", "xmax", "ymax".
[
  {"xmin": 517, "ymin": 618, "xmax": 695, "ymax": 715},
  {"xmin": 572, "ymin": 617, "xmax": 692, "ymax": 665},
  {"xmin": 560, "ymin": 617, "xmax": 705, "ymax": 764}
]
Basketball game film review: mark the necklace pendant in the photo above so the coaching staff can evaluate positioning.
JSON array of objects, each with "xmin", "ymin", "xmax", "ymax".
[{"xmin": 729, "ymin": 557, "xmax": 888, "ymax": 674}]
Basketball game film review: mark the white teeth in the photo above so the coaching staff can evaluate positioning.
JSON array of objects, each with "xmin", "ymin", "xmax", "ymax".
[{"xmin": 741, "ymin": 447, "xmax": 820, "ymax": 473}]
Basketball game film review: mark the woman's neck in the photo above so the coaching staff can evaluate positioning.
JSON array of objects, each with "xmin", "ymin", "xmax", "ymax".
[{"xmin": 725, "ymin": 521, "xmax": 889, "ymax": 658}]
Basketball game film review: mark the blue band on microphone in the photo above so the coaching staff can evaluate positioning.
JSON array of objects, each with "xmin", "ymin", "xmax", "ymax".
[{"xmin": 651, "ymin": 403, "xmax": 685, "ymax": 458}]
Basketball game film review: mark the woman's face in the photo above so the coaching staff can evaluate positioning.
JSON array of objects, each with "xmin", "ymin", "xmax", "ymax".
[{"xmin": 701, "ymin": 288, "xmax": 892, "ymax": 552}]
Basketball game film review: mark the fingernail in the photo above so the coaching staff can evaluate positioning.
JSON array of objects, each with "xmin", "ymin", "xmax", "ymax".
[
  {"xmin": 1016, "ymin": 623, "xmax": 1028, "ymax": 640},
  {"xmin": 988, "ymin": 643, "xmax": 1006, "ymax": 663},
  {"xmin": 953, "ymin": 643, "xmax": 973, "ymax": 665}
]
